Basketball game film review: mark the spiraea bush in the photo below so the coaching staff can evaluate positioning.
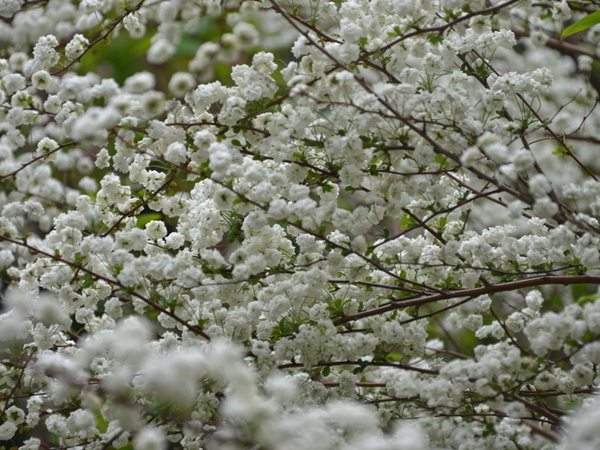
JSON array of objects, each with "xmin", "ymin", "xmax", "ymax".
[{"xmin": 2, "ymin": 0, "xmax": 600, "ymax": 449}]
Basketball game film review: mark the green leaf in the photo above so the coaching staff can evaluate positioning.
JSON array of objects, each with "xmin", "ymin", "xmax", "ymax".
[
  {"xmin": 400, "ymin": 213, "xmax": 417, "ymax": 229},
  {"xmin": 136, "ymin": 212, "xmax": 161, "ymax": 229},
  {"xmin": 95, "ymin": 412, "xmax": 109, "ymax": 433},
  {"xmin": 434, "ymin": 154, "xmax": 449, "ymax": 168},
  {"xmin": 271, "ymin": 316, "xmax": 304, "ymax": 341},
  {"xmin": 577, "ymin": 294, "xmax": 599, "ymax": 306},
  {"xmin": 221, "ymin": 210, "xmax": 245, "ymax": 242},
  {"xmin": 571, "ymin": 283, "xmax": 596, "ymax": 300},
  {"xmin": 562, "ymin": 10, "xmax": 600, "ymax": 38},
  {"xmin": 385, "ymin": 352, "xmax": 404, "ymax": 362},
  {"xmin": 553, "ymin": 145, "xmax": 569, "ymax": 158},
  {"xmin": 427, "ymin": 34, "xmax": 443, "ymax": 45},
  {"xmin": 434, "ymin": 216, "xmax": 448, "ymax": 232},
  {"xmin": 327, "ymin": 297, "xmax": 347, "ymax": 318},
  {"xmin": 175, "ymin": 34, "xmax": 203, "ymax": 58}
]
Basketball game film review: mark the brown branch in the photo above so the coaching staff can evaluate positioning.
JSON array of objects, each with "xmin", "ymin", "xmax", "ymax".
[
  {"xmin": 335, "ymin": 274, "xmax": 600, "ymax": 324},
  {"xmin": 514, "ymin": 29, "xmax": 597, "ymax": 59},
  {"xmin": 278, "ymin": 360, "xmax": 439, "ymax": 375},
  {"xmin": 0, "ymin": 142, "xmax": 76, "ymax": 182}
]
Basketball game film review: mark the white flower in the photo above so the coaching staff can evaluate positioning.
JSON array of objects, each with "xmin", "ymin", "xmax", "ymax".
[
  {"xmin": 65, "ymin": 34, "xmax": 89, "ymax": 60},
  {"xmin": 147, "ymin": 39, "xmax": 175, "ymax": 64},
  {"xmin": 168, "ymin": 72, "xmax": 195, "ymax": 97},
  {"xmin": 36, "ymin": 137, "xmax": 59, "ymax": 154},
  {"xmin": 19, "ymin": 437, "xmax": 41, "ymax": 450},
  {"xmin": 116, "ymin": 228, "xmax": 147, "ymax": 251},
  {"xmin": 123, "ymin": 13, "xmax": 146, "ymax": 38},
  {"xmin": 125, "ymin": 72, "xmax": 155, "ymax": 93},
  {"xmin": 0, "ymin": 421, "xmax": 17, "ymax": 440},
  {"xmin": 5, "ymin": 406, "xmax": 25, "ymax": 425},
  {"xmin": 134, "ymin": 427, "xmax": 166, "ymax": 450},
  {"xmin": 95, "ymin": 147, "xmax": 111, "ymax": 168},
  {"xmin": 208, "ymin": 142, "xmax": 232, "ymax": 176},
  {"xmin": 164, "ymin": 142, "xmax": 188, "ymax": 165},
  {"xmin": 233, "ymin": 22, "xmax": 258, "ymax": 49},
  {"xmin": 165, "ymin": 232, "xmax": 184, "ymax": 249},
  {"xmin": 32, "ymin": 35, "xmax": 59, "ymax": 69},
  {"xmin": 141, "ymin": 91, "xmax": 165, "ymax": 117},
  {"xmin": 2, "ymin": 73, "xmax": 25, "ymax": 94},
  {"xmin": 528, "ymin": 174, "xmax": 552, "ymax": 198},
  {"xmin": 145, "ymin": 220, "xmax": 166, "ymax": 240},
  {"xmin": 0, "ymin": 0, "xmax": 22, "ymax": 17},
  {"xmin": 31, "ymin": 70, "xmax": 57, "ymax": 91}
]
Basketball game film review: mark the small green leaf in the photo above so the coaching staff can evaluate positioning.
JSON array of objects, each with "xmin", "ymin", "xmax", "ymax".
[
  {"xmin": 562, "ymin": 10, "xmax": 600, "ymax": 38},
  {"xmin": 571, "ymin": 283, "xmax": 596, "ymax": 300},
  {"xmin": 385, "ymin": 352, "xmax": 404, "ymax": 362},
  {"xmin": 427, "ymin": 34, "xmax": 443, "ymax": 45},
  {"xmin": 434, "ymin": 216, "xmax": 448, "ymax": 232},
  {"xmin": 322, "ymin": 366, "xmax": 331, "ymax": 377},
  {"xmin": 400, "ymin": 213, "xmax": 417, "ymax": 229},
  {"xmin": 136, "ymin": 212, "xmax": 161, "ymax": 229},
  {"xmin": 221, "ymin": 210, "xmax": 245, "ymax": 242},
  {"xmin": 577, "ymin": 294, "xmax": 599, "ymax": 306},
  {"xmin": 95, "ymin": 412, "xmax": 109, "ymax": 433},
  {"xmin": 553, "ymin": 145, "xmax": 569, "ymax": 158},
  {"xmin": 434, "ymin": 154, "xmax": 449, "ymax": 168},
  {"xmin": 271, "ymin": 316, "xmax": 307, "ymax": 341}
]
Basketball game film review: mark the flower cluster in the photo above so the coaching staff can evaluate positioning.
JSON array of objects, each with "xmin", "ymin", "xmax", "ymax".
[{"xmin": 1, "ymin": 0, "xmax": 600, "ymax": 449}]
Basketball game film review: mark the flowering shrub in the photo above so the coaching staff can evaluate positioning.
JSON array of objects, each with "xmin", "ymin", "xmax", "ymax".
[{"xmin": 2, "ymin": 0, "xmax": 600, "ymax": 448}]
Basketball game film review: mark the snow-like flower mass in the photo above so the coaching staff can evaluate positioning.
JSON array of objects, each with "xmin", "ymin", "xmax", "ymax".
[{"xmin": 1, "ymin": 0, "xmax": 600, "ymax": 448}]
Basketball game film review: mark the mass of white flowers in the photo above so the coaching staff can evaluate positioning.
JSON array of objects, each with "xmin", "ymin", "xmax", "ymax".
[{"xmin": 2, "ymin": 0, "xmax": 600, "ymax": 448}]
